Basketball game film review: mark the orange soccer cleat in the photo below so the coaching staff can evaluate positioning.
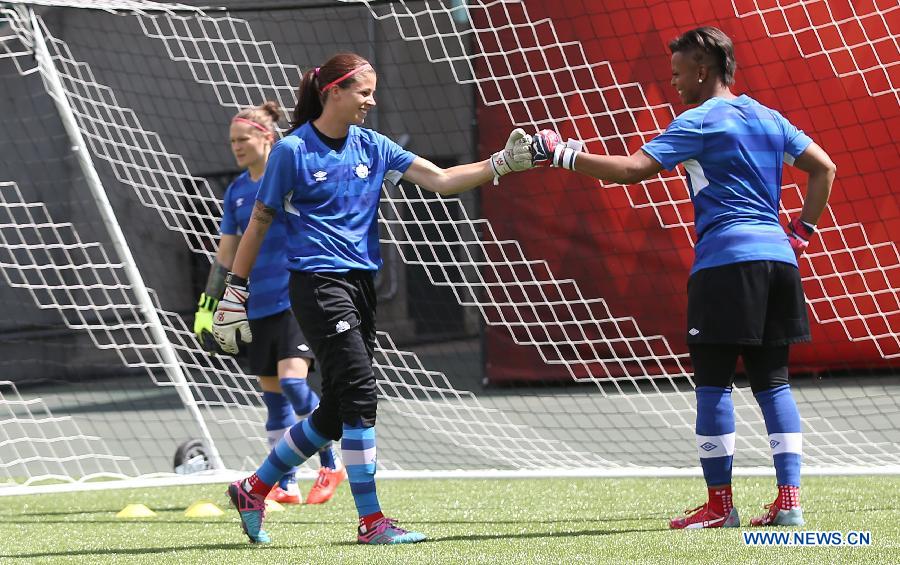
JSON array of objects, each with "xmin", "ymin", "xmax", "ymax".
[
  {"xmin": 266, "ymin": 480, "xmax": 302, "ymax": 504},
  {"xmin": 304, "ymin": 466, "xmax": 347, "ymax": 505}
]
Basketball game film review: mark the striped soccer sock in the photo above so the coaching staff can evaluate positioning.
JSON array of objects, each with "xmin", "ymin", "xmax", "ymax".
[
  {"xmin": 262, "ymin": 391, "xmax": 297, "ymax": 488},
  {"xmin": 342, "ymin": 422, "xmax": 381, "ymax": 519},
  {"xmin": 244, "ymin": 418, "xmax": 329, "ymax": 497},
  {"xmin": 279, "ymin": 378, "xmax": 338, "ymax": 469}
]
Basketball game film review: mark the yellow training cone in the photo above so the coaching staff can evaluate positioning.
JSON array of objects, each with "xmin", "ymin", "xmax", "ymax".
[
  {"xmin": 184, "ymin": 501, "xmax": 224, "ymax": 518},
  {"xmin": 265, "ymin": 499, "xmax": 285, "ymax": 512},
  {"xmin": 116, "ymin": 503, "xmax": 156, "ymax": 518}
]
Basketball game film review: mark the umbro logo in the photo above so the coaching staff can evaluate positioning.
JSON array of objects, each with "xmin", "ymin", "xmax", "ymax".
[
  {"xmin": 236, "ymin": 197, "xmax": 245, "ymax": 207},
  {"xmin": 297, "ymin": 344, "xmax": 310, "ymax": 352},
  {"xmin": 314, "ymin": 170, "xmax": 328, "ymax": 182},
  {"xmin": 770, "ymin": 439, "xmax": 781, "ymax": 449},
  {"xmin": 689, "ymin": 328, "xmax": 700, "ymax": 336},
  {"xmin": 700, "ymin": 442, "xmax": 717, "ymax": 452},
  {"xmin": 335, "ymin": 320, "xmax": 351, "ymax": 334}
]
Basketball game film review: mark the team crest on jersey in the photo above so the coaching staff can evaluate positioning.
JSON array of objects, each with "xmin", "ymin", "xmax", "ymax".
[
  {"xmin": 355, "ymin": 163, "xmax": 370, "ymax": 179},
  {"xmin": 314, "ymin": 170, "xmax": 328, "ymax": 182}
]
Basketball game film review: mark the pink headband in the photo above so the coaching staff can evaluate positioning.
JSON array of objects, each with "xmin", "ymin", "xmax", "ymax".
[
  {"xmin": 232, "ymin": 117, "xmax": 269, "ymax": 133},
  {"xmin": 320, "ymin": 63, "xmax": 373, "ymax": 93}
]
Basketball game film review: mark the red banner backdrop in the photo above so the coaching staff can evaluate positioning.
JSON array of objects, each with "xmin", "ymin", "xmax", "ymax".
[{"xmin": 476, "ymin": 1, "xmax": 900, "ymax": 382}]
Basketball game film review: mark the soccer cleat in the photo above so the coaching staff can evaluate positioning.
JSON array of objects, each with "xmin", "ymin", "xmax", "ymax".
[
  {"xmin": 227, "ymin": 480, "xmax": 270, "ymax": 543},
  {"xmin": 669, "ymin": 503, "xmax": 740, "ymax": 529},
  {"xmin": 305, "ymin": 466, "xmax": 348, "ymax": 505},
  {"xmin": 358, "ymin": 517, "xmax": 426, "ymax": 545},
  {"xmin": 266, "ymin": 481, "xmax": 302, "ymax": 505},
  {"xmin": 750, "ymin": 503, "xmax": 805, "ymax": 527}
]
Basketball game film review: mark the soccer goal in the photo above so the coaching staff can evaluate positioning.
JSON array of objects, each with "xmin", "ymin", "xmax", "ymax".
[{"xmin": 1, "ymin": 0, "xmax": 898, "ymax": 495}]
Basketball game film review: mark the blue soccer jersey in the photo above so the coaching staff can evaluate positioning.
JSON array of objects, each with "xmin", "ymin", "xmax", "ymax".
[
  {"xmin": 220, "ymin": 171, "xmax": 291, "ymax": 319},
  {"xmin": 641, "ymin": 95, "xmax": 813, "ymax": 274},
  {"xmin": 256, "ymin": 123, "xmax": 416, "ymax": 272}
]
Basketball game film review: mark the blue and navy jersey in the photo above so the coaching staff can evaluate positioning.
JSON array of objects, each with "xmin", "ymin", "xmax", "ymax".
[
  {"xmin": 641, "ymin": 95, "xmax": 813, "ymax": 274},
  {"xmin": 220, "ymin": 171, "xmax": 291, "ymax": 319},
  {"xmin": 256, "ymin": 123, "xmax": 417, "ymax": 272}
]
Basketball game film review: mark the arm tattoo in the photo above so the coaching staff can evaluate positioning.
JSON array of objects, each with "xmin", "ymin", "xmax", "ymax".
[
  {"xmin": 252, "ymin": 201, "xmax": 276, "ymax": 225},
  {"xmin": 204, "ymin": 261, "xmax": 229, "ymax": 299}
]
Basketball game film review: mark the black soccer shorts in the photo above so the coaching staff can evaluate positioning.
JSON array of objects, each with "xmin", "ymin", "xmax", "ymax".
[
  {"xmin": 686, "ymin": 260, "xmax": 810, "ymax": 346},
  {"xmin": 247, "ymin": 309, "xmax": 315, "ymax": 377}
]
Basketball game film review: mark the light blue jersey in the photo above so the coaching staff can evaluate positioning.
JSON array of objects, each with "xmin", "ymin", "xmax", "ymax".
[
  {"xmin": 642, "ymin": 95, "xmax": 813, "ymax": 274},
  {"xmin": 220, "ymin": 171, "xmax": 291, "ymax": 319},
  {"xmin": 256, "ymin": 123, "xmax": 416, "ymax": 272}
]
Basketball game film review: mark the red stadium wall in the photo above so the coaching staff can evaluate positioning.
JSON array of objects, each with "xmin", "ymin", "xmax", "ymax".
[{"xmin": 476, "ymin": 1, "xmax": 900, "ymax": 383}]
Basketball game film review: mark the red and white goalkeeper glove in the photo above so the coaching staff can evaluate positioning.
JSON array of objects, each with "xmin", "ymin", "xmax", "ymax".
[
  {"xmin": 787, "ymin": 217, "xmax": 816, "ymax": 259},
  {"xmin": 212, "ymin": 273, "xmax": 252, "ymax": 355},
  {"xmin": 489, "ymin": 128, "xmax": 534, "ymax": 185},
  {"xmin": 531, "ymin": 129, "xmax": 584, "ymax": 170}
]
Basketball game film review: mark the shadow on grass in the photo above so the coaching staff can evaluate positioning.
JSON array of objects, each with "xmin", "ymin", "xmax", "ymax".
[
  {"xmin": 14, "ymin": 505, "xmax": 194, "ymax": 517},
  {"xmin": 1, "ymin": 518, "xmax": 234, "ymax": 525},
  {"xmin": 390, "ymin": 517, "xmax": 667, "ymax": 526},
  {"xmin": 331, "ymin": 526, "xmax": 669, "ymax": 546},
  {"xmin": 0, "ymin": 542, "xmax": 266, "ymax": 560}
]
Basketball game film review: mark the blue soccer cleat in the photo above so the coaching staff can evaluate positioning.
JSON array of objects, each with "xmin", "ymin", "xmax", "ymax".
[
  {"xmin": 357, "ymin": 517, "xmax": 426, "ymax": 545},
  {"xmin": 227, "ymin": 480, "xmax": 270, "ymax": 543}
]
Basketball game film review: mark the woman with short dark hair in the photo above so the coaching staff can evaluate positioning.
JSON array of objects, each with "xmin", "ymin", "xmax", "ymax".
[{"xmin": 533, "ymin": 26, "xmax": 835, "ymax": 530}]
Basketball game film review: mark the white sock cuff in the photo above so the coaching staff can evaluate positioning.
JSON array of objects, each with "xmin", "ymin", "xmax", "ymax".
[
  {"xmin": 696, "ymin": 432, "xmax": 736, "ymax": 458},
  {"xmin": 768, "ymin": 432, "xmax": 802, "ymax": 455}
]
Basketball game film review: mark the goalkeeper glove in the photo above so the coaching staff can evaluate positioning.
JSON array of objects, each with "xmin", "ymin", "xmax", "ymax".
[
  {"xmin": 212, "ymin": 273, "xmax": 252, "ymax": 355},
  {"xmin": 787, "ymin": 217, "xmax": 815, "ymax": 259},
  {"xmin": 193, "ymin": 292, "xmax": 221, "ymax": 353},
  {"xmin": 489, "ymin": 128, "xmax": 534, "ymax": 185},
  {"xmin": 531, "ymin": 129, "xmax": 584, "ymax": 170}
]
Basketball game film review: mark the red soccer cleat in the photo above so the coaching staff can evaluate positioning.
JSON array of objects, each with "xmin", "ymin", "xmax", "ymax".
[
  {"xmin": 750, "ymin": 484, "xmax": 804, "ymax": 526},
  {"xmin": 304, "ymin": 466, "xmax": 347, "ymax": 505},
  {"xmin": 266, "ymin": 481, "xmax": 302, "ymax": 504},
  {"xmin": 669, "ymin": 503, "xmax": 740, "ymax": 529},
  {"xmin": 750, "ymin": 502, "xmax": 804, "ymax": 526}
]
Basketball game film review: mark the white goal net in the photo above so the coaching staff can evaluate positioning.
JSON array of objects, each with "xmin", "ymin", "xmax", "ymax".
[{"xmin": 1, "ymin": 0, "xmax": 898, "ymax": 493}]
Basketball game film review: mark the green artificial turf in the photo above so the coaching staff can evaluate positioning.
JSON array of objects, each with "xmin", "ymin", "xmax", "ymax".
[{"xmin": 0, "ymin": 476, "xmax": 897, "ymax": 564}]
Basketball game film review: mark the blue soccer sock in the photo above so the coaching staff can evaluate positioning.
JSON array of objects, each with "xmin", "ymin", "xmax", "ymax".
[
  {"xmin": 280, "ymin": 377, "xmax": 319, "ymax": 419},
  {"xmin": 755, "ymin": 384, "xmax": 802, "ymax": 487},
  {"xmin": 280, "ymin": 378, "xmax": 336, "ymax": 469},
  {"xmin": 246, "ymin": 418, "xmax": 330, "ymax": 494},
  {"xmin": 342, "ymin": 422, "xmax": 380, "ymax": 518},
  {"xmin": 318, "ymin": 443, "xmax": 338, "ymax": 470},
  {"xmin": 695, "ymin": 386, "xmax": 736, "ymax": 487},
  {"xmin": 262, "ymin": 391, "xmax": 297, "ymax": 488}
]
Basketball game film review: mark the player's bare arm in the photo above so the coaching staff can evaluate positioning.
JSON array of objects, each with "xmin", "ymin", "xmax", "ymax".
[
  {"xmin": 231, "ymin": 201, "xmax": 275, "ymax": 278},
  {"xmin": 572, "ymin": 149, "xmax": 665, "ymax": 185},
  {"xmin": 531, "ymin": 129, "xmax": 664, "ymax": 184},
  {"xmin": 402, "ymin": 128, "xmax": 533, "ymax": 194},
  {"xmin": 790, "ymin": 142, "xmax": 836, "ymax": 226}
]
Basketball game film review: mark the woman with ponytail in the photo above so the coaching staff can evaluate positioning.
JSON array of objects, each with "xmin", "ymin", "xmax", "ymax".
[
  {"xmin": 213, "ymin": 52, "xmax": 533, "ymax": 544},
  {"xmin": 194, "ymin": 101, "xmax": 345, "ymax": 508}
]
